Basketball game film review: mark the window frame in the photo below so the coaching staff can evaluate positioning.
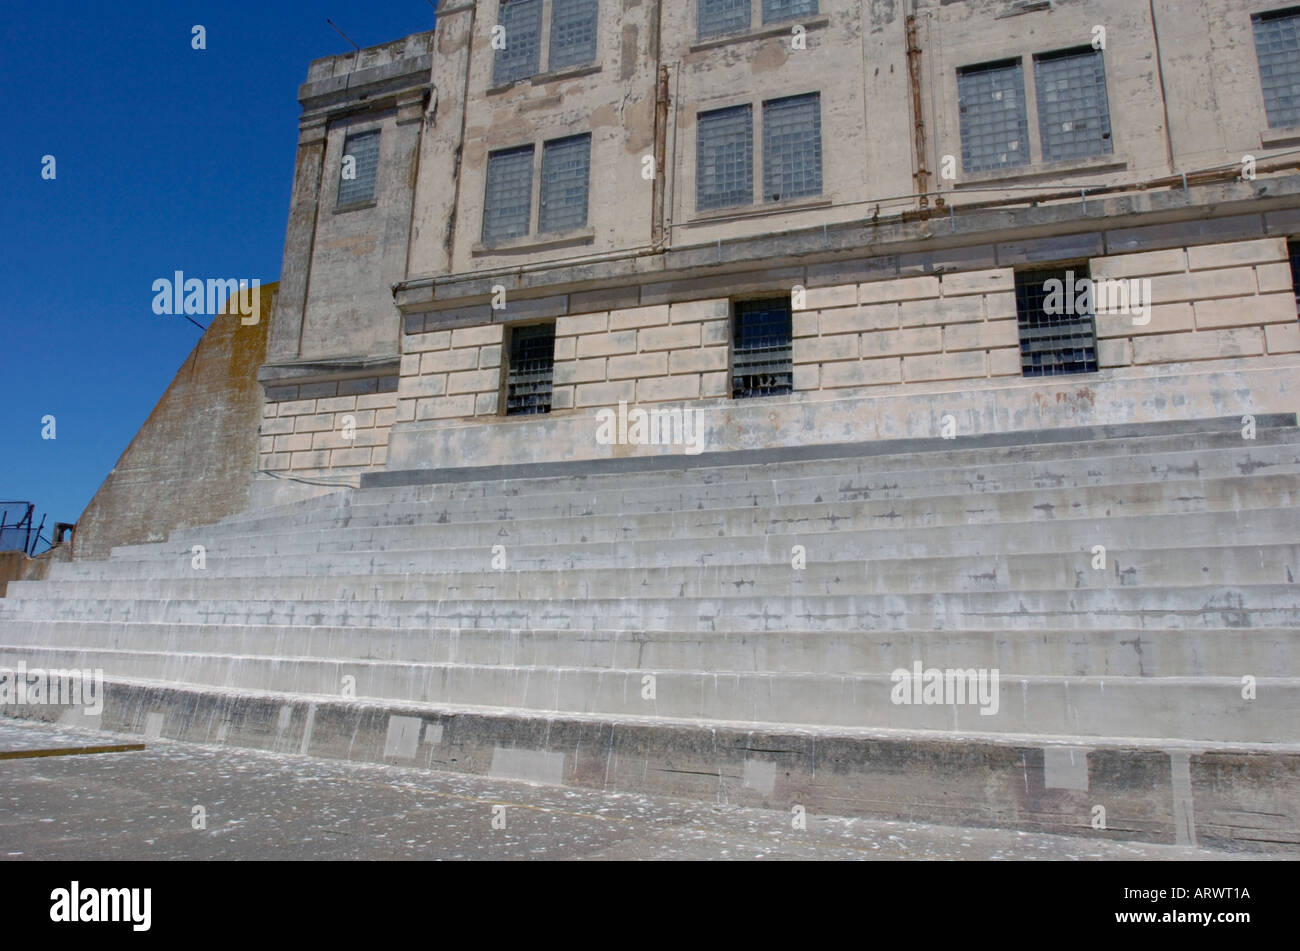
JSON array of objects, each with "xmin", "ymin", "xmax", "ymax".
[
  {"xmin": 494, "ymin": 0, "xmax": 599, "ymax": 87},
  {"xmin": 695, "ymin": 93, "xmax": 823, "ymax": 213},
  {"xmin": 1014, "ymin": 265, "xmax": 1100, "ymax": 378},
  {"xmin": 1032, "ymin": 46, "xmax": 1114, "ymax": 164},
  {"xmin": 731, "ymin": 297, "xmax": 795, "ymax": 399},
  {"xmin": 482, "ymin": 144, "xmax": 536, "ymax": 244},
  {"xmin": 1252, "ymin": 6, "xmax": 1300, "ymax": 130},
  {"xmin": 504, "ymin": 322, "xmax": 557, "ymax": 416},
  {"xmin": 336, "ymin": 129, "xmax": 381, "ymax": 209},
  {"xmin": 482, "ymin": 135, "xmax": 594, "ymax": 245}
]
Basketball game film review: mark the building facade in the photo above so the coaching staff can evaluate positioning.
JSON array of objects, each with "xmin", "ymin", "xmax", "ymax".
[{"xmin": 257, "ymin": 0, "xmax": 1300, "ymax": 499}]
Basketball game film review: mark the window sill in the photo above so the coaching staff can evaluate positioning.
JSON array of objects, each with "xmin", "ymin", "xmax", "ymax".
[
  {"xmin": 691, "ymin": 15, "xmax": 830, "ymax": 52},
  {"xmin": 1260, "ymin": 125, "xmax": 1300, "ymax": 149},
  {"xmin": 954, "ymin": 155, "xmax": 1127, "ymax": 188},
  {"xmin": 472, "ymin": 228, "xmax": 595, "ymax": 256},
  {"xmin": 334, "ymin": 199, "xmax": 377, "ymax": 215},
  {"xmin": 487, "ymin": 63, "xmax": 602, "ymax": 96},
  {"xmin": 685, "ymin": 195, "xmax": 832, "ymax": 225}
]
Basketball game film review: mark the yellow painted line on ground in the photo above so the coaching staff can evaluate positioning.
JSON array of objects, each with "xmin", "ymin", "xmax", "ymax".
[{"xmin": 0, "ymin": 743, "xmax": 146, "ymax": 760}]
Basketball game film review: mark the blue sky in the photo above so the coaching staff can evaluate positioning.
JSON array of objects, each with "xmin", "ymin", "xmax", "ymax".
[{"xmin": 1, "ymin": 0, "xmax": 437, "ymax": 546}]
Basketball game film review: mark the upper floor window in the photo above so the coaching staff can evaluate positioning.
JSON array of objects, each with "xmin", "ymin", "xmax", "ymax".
[
  {"xmin": 483, "ymin": 134, "xmax": 592, "ymax": 244},
  {"xmin": 697, "ymin": 104, "xmax": 753, "ymax": 210},
  {"xmin": 698, "ymin": 0, "xmax": 751, "ymax": 39},
  {"xmin": 337, "ymin": 130, "xmax": 380, "ymax": 206},
  {"xmin": 549, "ymin": 0, "xmax": 599, "ymax": 70},
  {"xmin": 958, "ymin": 60, "xmax": 1029, "ymax": 173},
  {"xmin": 698, "ymin": 0, "xmax": 817, "ymax": 39},
  {"xmin": 958, "ymin": 49, "xmax": 1114, "ymax": 174},
  {"xmin": 1253, "ymin": 7, "xmax": 1300, "ymax": 129},
  {"xmin": 494, "ymin": 0, "xmax": 597, "ymax": 85},
  {"xmin": 763, "ymin": 93, "xmax": 822, "ymax": 202},
  {"xmin": 1034, "ymin": 48, "xmax": 1113, "ymax": 163},
  {"xmin": 483, "ymin": 145, "xmax": 535, "ymax": 243},
  {"xmin": 539, "ymin": 134, "xmax": 592, "ymax": 233},
  {"xmin": 697, "ymin": 94, "xmax": 823, "ymax": 211},
  {"xmin": 762, "ymin": 0, "xmax": 817, "ymax": 23},
  {"xmin": 494, "ymin": 0, "xmax": 543, "ymax": 85}
]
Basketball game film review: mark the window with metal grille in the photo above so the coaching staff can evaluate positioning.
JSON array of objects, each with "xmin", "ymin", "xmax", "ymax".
[
  {"xmin": 699, "ymin": 0, "xmax": 751, "ymax": 39},
  {"xmin": 506, "ymin": 323, "xmax": 556, "ymax": 416},
  {"xmin": 697, "ymin": 104, "xmax": 753, "ymax": 210},
  {"xmin": 483, "ymin": 145, "xmax": 535, "ymax": 243},
  {"xmin": 762, "ymin": 93, "xmax": 822, "ymax": 202},
  {"xmin": 1289, "ymin": 239, "xmax": 1300, "ymax": 309},
  {"xmin": 494, "ymin": 0, "xmax": 543, "ymax": 85},
  {"xmin": 337, "ymin": 130, "xmax": 380, "ymax": 206},
  {"xmin": 1034, "ymin": 48, "xmax": 1112, "ymax": 163},
  {"xmin": 1253, "ymin": 8, "xmax": 1300, "ymax": 129},
  {"xmin": 732, "ymin": 299, "xmax": 793, "ymax": 398},
  {"xmin": 539, "ymin": 134, "xmax": 591, "ymax": 233},
  {"xmin": 1015, "ymin": 267, "xmax": 1099, "ymax": 377},
  {"xmin": 549, "ymin": 0, "xmax": 598, "ymax": 70},
  {"xmin": 762, "ymin": 0, "xmax": 816, "ymax": 23},
  {"xmin": 958, "ymin": 59, "xmax": 1029, "ymax": 173}
]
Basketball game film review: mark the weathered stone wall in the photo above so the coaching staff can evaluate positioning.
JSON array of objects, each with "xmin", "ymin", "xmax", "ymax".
[{"xmin": 72, "ymin": 284, "xmax": 276, "ymax": 560}]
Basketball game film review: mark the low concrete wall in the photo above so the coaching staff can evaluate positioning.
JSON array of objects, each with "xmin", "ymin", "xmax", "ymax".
[{"xmin": 10, "ymin": 681, "xmax": 1296, "ymax": 851}]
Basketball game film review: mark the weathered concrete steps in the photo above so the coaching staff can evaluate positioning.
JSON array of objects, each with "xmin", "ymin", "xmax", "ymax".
[{"xmin": 2, "ymin": 416, "xmax": 1298, "ymax": 851}]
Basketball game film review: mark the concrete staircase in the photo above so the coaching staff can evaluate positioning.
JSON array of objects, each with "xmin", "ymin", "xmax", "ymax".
[{"xmin": 3, "ymin": 415, "xmax": 1299, "ymax": 850}]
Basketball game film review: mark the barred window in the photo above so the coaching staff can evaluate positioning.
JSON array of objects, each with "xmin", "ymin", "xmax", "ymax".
[
  {"xmin": 483, "ymin": 145, "xmax": 535, "ymax": 243},
  {"xmin": 762, "ymin": 0, "xmax": 817, "ymax": 23},
  {"xmin": 337, "ymin": 130, "xmax": 380, "ymax": 206},
  {"xmin": 506, "ymin": 323, "xmax": 556, "ymax": 416},
  {"xmin": 697, "ymin": 104, "xmax": 753, "ymax": 210},
  {"xmin": 1015, "ymin": 267, "xmax": 1098, "ymax": 377},
  {"xmin": 732, "ymin": 299, "xmax": 793, "ymax": 399},
  {"xmin": 549, "ymin": 0, "xmax": 598, "ymax": 71},
  {"xmin": 540, "ymin": 134, "xmax": 591, "ymax": 233},
  {"xmin": 1034, "ymin": 48, "xmax": 1112, "ymax": 163},
  {"xmin": 494, "ymin": 0, "xmax": 543, "ymax": 85},
  {"xmin": 762, "ymin": 93, "xmax": 822, "ymax": 202},
  {"xmin": 958, "ymin": 60, "xmax": 1029, "ymax": 173},
  {"xmin": 699, "ymin": 0, "xmax": 751, "ymax": 39},
  {"xmin": 1253, "ymin": 8, "xmax": 1300, "ymax": 129}
]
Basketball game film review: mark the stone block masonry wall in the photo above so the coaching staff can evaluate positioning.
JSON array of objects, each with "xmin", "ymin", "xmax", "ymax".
[
  {"xmin": 794, "ymin": 269, "xmax": 1023, "ymax": 392},
  {"xmin": 397, "ymin": 325, "xmax": 505, "ymax": 423},
  {"xmin": 259, "ymin": 375, "xmax": 398, "ymax": 479},
  {"xmin": 389, "ymin": 236, "xmax": 1299, "ymax": 435},
  {"xmin": 1093, "ymin": 238, "xmax": 1300, "ymax": 367}
]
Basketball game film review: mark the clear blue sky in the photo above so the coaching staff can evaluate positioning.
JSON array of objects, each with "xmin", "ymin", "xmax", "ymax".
[{"xmin": 1, "ymin": 0, "xmax": 437, "ymax": 545}]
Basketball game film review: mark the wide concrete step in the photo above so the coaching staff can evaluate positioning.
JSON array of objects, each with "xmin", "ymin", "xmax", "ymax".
[
  {"xmin": 3, "ymin": 619, "xmax": 1294, "ymax": 678},
  {"xmin": 21, "ymin": 543, "xmax": 1300, "ymax": 601},
  {"xmin": 0, "ymin": 643, "xmax": 1292, "ymax": 744},
  {"xmin": 174, "ymin": 436, "xmax": 1300, "ymax": 539},
  {"xmin": 226, "ymin": 420, "xmax": 1299, "ymax": 526},
  {"xmin": 13, "ymin": 677, "xmax": 1293, "ymax": 849},
  {"xmin": 2, "ymin": 585, "xmax": 1296, "ymax": 631},
  {"xmin": 93, "ymin": 507, "xmax": 1300, "ymax": 571},
  {"xmin": 158, "ymin": 464, "xmax": 1300, "ymax": 546}
]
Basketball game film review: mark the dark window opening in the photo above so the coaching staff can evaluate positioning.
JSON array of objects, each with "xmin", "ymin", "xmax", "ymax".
[
  {"xmin": 732, "ymin": 299, "xmax": 793, "ymax": 398},
  {"xmin": 506, "ymin": 323, "xmax": 556, "ymax": 416},
  {"xmin": 1015, "ymin": 267, "xmax": 1098, "ymax": 377}
]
